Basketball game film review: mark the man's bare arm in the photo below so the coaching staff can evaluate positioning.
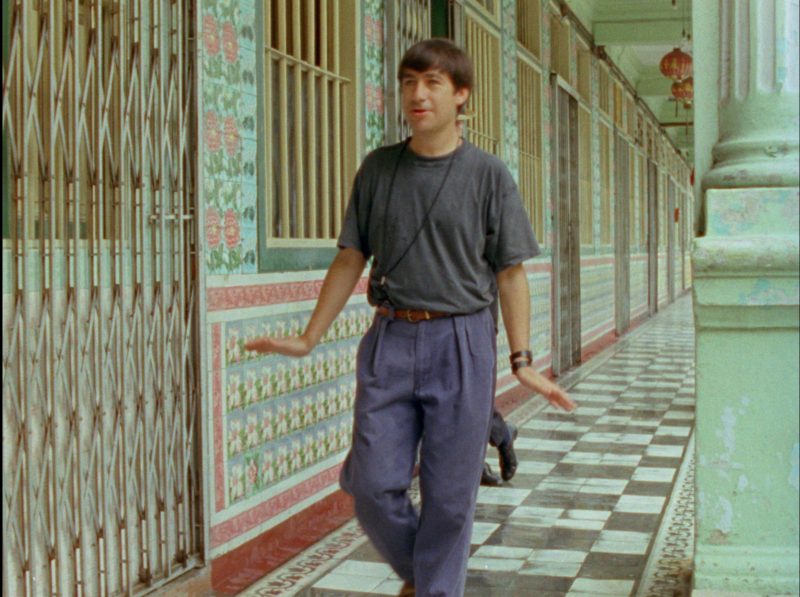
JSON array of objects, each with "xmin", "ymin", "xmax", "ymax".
[
  {"xmin": 245, "ymin": 248, "xmax": 367, "ymax": 357},
  {"xmin": 497, "ymin": 263, "xmax": 575, "ymax": 412}
]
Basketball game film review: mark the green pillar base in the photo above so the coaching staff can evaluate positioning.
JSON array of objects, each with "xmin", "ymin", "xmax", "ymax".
[
  {"xmin": 694, "ymin": 542, "xmax": 800, "ymax": 595},
  {"xmin": 692, "ymin": 188, "xmax": 800, "ymax": 596}
]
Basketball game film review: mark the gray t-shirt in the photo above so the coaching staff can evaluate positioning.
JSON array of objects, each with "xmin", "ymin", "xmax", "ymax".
[{"xmin": 338, "ymin": 139, "xmax": 540, "ymax": 313}]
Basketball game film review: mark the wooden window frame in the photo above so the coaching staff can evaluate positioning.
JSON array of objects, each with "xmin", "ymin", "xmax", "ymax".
[
  {"xmin": 516, "ymin": 50, "xmax": 545, "ymax": 244},
  {"xmin": 599, "ymin": 120, "xmax": 613, "ymax": 246},
  {"xmin": 598, "ymin": 63, "xmax": 610, "ymax": 117},
  {"xmin": 257, "ymin": 0, "xmax": 361, "ymax": 272},
  {"xmin": 577, "ymin": 38, "xmax": 591, "ymax": 102},
  {"xmin": 578, "ymin": 104, "xmax": 593, "ymax": 247},
  {"xmin": 464, "ymin": 7, "xmax": 502, "ymax": 157},
  {"xmin": 549, "ymin": 13, "xmax": 571, "ymax": 84},
  {"xmin": 468, "ymin": 0, "xmax": 500, "ymax": 25},
  {"xmin": 516, "ymin": 0, "xmax": 542, "ymax": 59}
]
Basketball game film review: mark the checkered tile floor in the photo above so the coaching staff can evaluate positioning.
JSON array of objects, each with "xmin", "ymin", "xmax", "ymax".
[{"xmin": 242, "ymin": 295, "xmax": 695, "ymax": 597}]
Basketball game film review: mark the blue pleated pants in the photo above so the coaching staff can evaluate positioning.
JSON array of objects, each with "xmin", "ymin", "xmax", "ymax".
[{"xmin": 340, "ymin": 308, "xmax": 496, "ymax": 596}]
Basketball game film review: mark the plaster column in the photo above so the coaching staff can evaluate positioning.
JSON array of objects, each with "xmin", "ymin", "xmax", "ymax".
[
  {"xmin": 692, "ymin": 1, "xmax": 800, "ymax": 595},
  {"xmin": 702, "ymin": 0, "xmax": 799, "ymax": 190}
]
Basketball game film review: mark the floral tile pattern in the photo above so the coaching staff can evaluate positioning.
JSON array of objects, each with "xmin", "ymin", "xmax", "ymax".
[
  {"xmin": 501, "ymin": 0, "xmax": 520, "ymax": 182},
  {"xmin": 364, "ymin": 0, "xmax": 385, "ymax": 151},
  {"xmin": 222, "ymin": 304, "xmax": 374, "ymax": 505},
  {"xmin": 202, "ymin": 0, "xmax": 256, "ymax": 274}
]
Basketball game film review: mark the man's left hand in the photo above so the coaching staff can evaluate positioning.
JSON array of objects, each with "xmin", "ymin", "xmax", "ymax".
[{"xmin": 515, "ymin": 367, "xmax": 576, "ymax": 412}]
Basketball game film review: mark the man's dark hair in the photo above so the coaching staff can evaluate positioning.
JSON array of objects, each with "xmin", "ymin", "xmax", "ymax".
[{"xmin": 397, "ymin": 38, "xmax": 474, "ymax": 92}]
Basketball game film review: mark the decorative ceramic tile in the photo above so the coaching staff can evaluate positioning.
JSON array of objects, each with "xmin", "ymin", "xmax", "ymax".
[
  {"xmin": 501, "ymin": 0, "xmax": 519, "ymax": 181},
  {"xmin": 363, "ymin": 0, "xmax": 385, "ymax": 151}
]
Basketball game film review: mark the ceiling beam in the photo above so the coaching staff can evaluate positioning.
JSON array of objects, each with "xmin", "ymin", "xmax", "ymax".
[
  {"xmin": 603, "ymin": 46, "xmax": 644, "ymax": 87},
  {"xmin": 594, "ymin": 20, "xmax": 686, "ymax": 46}
]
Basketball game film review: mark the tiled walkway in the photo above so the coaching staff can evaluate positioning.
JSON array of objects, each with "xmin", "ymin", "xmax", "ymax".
[{"xmin": 241, "ymin": 295, "xmax": 695, "ymax": 597}]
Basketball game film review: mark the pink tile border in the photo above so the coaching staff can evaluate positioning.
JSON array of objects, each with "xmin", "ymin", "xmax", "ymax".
[
  {"xmin": 213, "ymin": 323, "xmax": 226, "ymax": 513},
  {"xmin": 210, "ymin": 463, "xmax": 343, "ymax": 547},
  {"xmin": 579, "ymin": 256, "xmax": 616, "ymax": 267},
  {"xmin": 208, "ymin": 278, "xmax": 369, "ymax": 311}
]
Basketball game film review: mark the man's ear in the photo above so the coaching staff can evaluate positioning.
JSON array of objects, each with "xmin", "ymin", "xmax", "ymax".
[{"xmin": 455, "ymin": 87, "xmax": 470, "ymax": 111}]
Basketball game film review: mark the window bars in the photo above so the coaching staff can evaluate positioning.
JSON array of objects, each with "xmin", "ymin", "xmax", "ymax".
[
  {"xmin": 578, "ymin": 104, "xmax": 593, "ymax": 247},
  {"xmin": 599, "ymin": 122, "xmax": 613, "ymax": 246},
  {"xmin": 264, "ymin": 0, "xmax": 354, "ymax": 241},
  {"xmin": 517, "ymin": 56, "xmax": 544, "ymax": 242},
  {"xmin": 384, "ymin": 0, "xmax": 432, "ymax": 145},
  {"xmin": 464, "ymin": 11, "xmax": 501, "ymax": 156},
  {"xmin": 516, "ymin": 0, "xmax": 541, "ymax": 59}
]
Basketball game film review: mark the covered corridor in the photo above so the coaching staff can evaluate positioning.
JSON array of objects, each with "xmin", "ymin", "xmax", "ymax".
[{"xmin": 3, "ymin": 0, "xmax": 797, "ymax": 596}]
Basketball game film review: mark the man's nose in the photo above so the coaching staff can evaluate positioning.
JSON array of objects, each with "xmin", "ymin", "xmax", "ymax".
[{"xmin": 411, "ymin": 81, "xmax": 428, "ymax": 101}]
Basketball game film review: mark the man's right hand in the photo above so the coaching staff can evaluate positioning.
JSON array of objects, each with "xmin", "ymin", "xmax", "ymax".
[
  {"xmin": 244, "ymin": 334, "xmax": 314, "ymax": 358},
  {"xmin": 244, "ymin": 248, "xmax": 367, "ymax": 360}
]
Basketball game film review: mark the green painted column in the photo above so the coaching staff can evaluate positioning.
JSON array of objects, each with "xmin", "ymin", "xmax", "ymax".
[{"xmin": 692, "ymin": 1, "xmax": 800, "ymax": 595}]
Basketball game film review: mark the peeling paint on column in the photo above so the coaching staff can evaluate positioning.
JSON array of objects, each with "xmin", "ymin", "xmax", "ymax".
[
  {"xmin": 718, "ymin": 496, "xmax": 734, "ymax": 535},
  {"xmin": 717, "ymin": 406, "xmax": 737, "ymax": 463},
  {"xmin": 736, "ymin": 475, "xmax": 749, "ymax": 492}
]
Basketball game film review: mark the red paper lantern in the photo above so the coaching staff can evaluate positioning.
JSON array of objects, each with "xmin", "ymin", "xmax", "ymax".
[
  {"xmin": 659, "ymin": 47, "xmax": 693, "ymax": 81},
  {"xmin": 671, "ymin": 77, "xmax": 694, "ymax": 102}
]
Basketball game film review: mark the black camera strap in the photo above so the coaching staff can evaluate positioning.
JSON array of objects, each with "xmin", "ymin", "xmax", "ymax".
[{"xmin": 371, "ymin": 138, "xmax": 459, "ymax": 296}]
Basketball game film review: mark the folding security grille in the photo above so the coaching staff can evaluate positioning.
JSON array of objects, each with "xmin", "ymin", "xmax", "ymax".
[
  {"xmin": 516, "ymin": 55, "xmax": 543, "ymax": 242},
  {"xmin": 384, "ymin": 0, "xmax": 431, "ymax": 145},
  {"xmin": 2, "ymin": 1, "xmax": 203, "ymax": 595},
  {"xmin": 464, "ymin": 10, "xmax": 500, "ymax": 156},
  {"xmin": 264, "ymin": 0, "xmax": 356, "ymax": 241}
]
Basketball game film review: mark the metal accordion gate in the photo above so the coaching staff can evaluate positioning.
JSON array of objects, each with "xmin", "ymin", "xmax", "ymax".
[{"xmin": 2, "ymin": 1, "xmax": 204, "ymax": 595}]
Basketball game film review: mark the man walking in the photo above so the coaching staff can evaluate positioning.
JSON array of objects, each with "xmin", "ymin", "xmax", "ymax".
[{"xmin": 246, "ymin": 39, "xmax": 575, "ymax": 596}]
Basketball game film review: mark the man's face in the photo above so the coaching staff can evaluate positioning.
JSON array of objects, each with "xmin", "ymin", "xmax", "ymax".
[{"xmin": 400, "ymin": 68, "xmax": 469, "ymax": 136}]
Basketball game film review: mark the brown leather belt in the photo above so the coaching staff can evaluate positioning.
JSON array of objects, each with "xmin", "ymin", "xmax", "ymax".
[{"xmin": 376, "ymin": 305, "xmax": 453, "ymax": 323}]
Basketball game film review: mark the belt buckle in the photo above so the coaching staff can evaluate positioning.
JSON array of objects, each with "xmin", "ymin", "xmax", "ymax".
[{"xmin": 407, "ymin": 310, "xmax": 431, "ymax": 323}]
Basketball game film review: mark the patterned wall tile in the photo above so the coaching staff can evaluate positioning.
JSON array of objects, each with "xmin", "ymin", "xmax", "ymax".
[
  {"xmin": 630, "ymin": 257, "xmax": 649, "ymax": 314},
  {"xmin": 580, "ymin": 262, "xmax": 615, "ymax": 337},
  {"xmin": 202, "ymin": 0, "xmax": 249, "ymax": 275},
  {"xmin": 363, "ymin": 0, "xmax": 385, "ymax": 151},
  {"xmin": 220, "ymin": 304, "xmax": 373, "ymax": 505},
  {"xmin": 501, "ymin": 0, "xmax": 520, "ymax": 182}
]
